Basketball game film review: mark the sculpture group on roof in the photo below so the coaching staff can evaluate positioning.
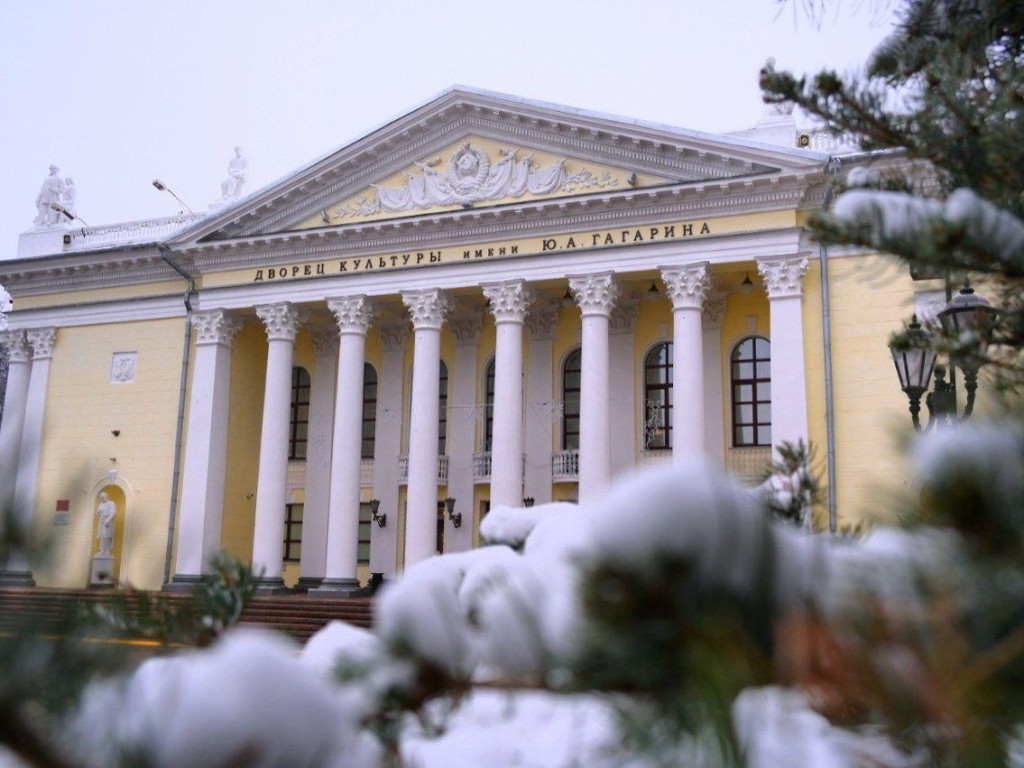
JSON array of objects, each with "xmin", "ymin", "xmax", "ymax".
[{"xmin": 33, "ymin": 165, "xmax": 76, "ymax": 228}]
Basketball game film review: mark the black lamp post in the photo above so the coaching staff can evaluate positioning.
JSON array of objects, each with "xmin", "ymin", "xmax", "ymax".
[{"xmin": 889, "ymin": 284, "xmax": 995, "ymax": 431}]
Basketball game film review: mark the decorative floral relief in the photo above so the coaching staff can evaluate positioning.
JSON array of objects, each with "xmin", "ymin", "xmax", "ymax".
[
  {"xmin": 328, "ymin": 144, "xmax": 620, "ymax": 220},
  {"xmin": 110, "ymin": 352, "xmax": 137, "ymax": 383}
]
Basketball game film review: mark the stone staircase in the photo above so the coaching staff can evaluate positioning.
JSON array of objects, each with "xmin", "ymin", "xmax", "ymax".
[{"xmin": 0, "ymin": 587, "xmax": 373, "ymax": 646}]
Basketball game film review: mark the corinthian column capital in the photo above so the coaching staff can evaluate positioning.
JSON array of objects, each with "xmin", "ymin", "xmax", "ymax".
[
  {"xmin": 255, "ymin": 302, "xmax": 304, "ymax": 342},
  {"xmin": 0, "ymin": 330, "xmax": 30, "ymax": 363},
  {"xmin": 26, "ymin": 328, "xmax": 56, "ymax": 360},
  {"xmin": 660, "ymin": 262, "xmax": 710, "ymax": 311},
  {"xmin": 401, "ymin": 288, "xmax": 448, "ymax": 330},
  {"xmin": 327, "ymin": 295, "xmax": 374, "ymax": 335},
  {"xmin": 568, "ymin": 272, "xmax": 618, "ymax": 317},
  {"xmin": 193, "ymin": 310, "xmax": 242, "ymax": 347},
  {"xmin": 757, "ymin": 255, "xmax": 810, "ymax": 299},
  {"xmin": 483, "ymin": 280, "xmax": 530, "ymax": 325}
]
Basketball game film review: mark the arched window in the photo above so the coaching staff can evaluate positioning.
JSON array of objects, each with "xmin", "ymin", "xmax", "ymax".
[
  {"xmin": 483, "ymin": 357, "xmax": 496, "ymax": 451},
  {"xmin": 438, "ymin": 360, "xmax": 449, "ymax": 456},
  {"xmin": 731, "ymin": 336, "xmax": 771, "ymax": 447},
  {"xmin": 362, "ymin": 363, "xmax": 378, "ymax": 460},
  {"xmin": 644, "ymin": 342, "xmax": 673, "ymax": 450},
  {"xmin": 289, "ymin": 366, "xmax": 311, "ymax": 460},
  {"xmin": 562, "ymin": 348, "xmax": 581, "ymax": 450}
]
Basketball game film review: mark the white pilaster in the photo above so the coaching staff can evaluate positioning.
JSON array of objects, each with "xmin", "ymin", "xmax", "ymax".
[
  {"xmin": 7, "ymin": 327, "xmax": 57, "ymax": 583},
  {"xmin": 251, "ymin": 302, "xmax": 303, "ymax": 589},
  {"xmin": 758, "ymin": 255, "xmax": 810, "ymax": 455},
  {"xmin": 370, "ymin": 322, "xmax": 407, "ymax": 576},
  {"xmin": 0, "ymin": 331, "xmax": 31, "ymax": 522},
  {"xmin": 661, "ymin": 262, "xmax": 710, "ymax": 460},
  {"xmin": 568, "ymin": 272, "xmax": 618, "ymax": 506},
  {"xmin": 0, "ymin": 331, "xmax": 32, "ymax": 581},
  {"xmin": 297, "ymin": 327, "xmax": 339, "ymax": 589},
  {"xmin": 524, "ymin": 299, "xmax": 557, "ymax": 504},
  {"xmin": 314, "ymin": 296, "xmax": 373, "ymax": 596},
  {"xmin": 171, "ymin": 310, "xmax": 242, "ymax": 585},
  {"xmin": 482, "ymin": 280, "xmax": 529, "ymax": 508},
  {"xmin": 401, "ymin": 288, "xmax": 448, "ymax": 568},
  {"xmin": 609, "ymin": 294, "xmax": 639, "ymax": 478},
  {"xmin": 447, "ymin": 303, "xmax": 483, "ymax": 552},
  {"xmin": 702, "ymin": 290, "xmax": 727, "ymax": 467}
]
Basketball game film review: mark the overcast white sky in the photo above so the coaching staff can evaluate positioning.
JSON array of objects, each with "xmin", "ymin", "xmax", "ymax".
[{"xmin": 0, "ymin": 1, "xmax": 895, "ymax": 256}]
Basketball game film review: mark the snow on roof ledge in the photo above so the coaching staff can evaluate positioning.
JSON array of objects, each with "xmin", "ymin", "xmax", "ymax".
[{"xmin": 13, "ymin": 212, "xmax": 206, "ymax": 261}]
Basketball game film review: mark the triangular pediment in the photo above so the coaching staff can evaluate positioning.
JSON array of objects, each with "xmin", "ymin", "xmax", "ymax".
[
  {"xmin": 168, "ymin": 87, "xmax": 829, "ymax": 249},
  {"xmin": 295, "ymin": 136, "xmax": 674, "ymax": 228}
]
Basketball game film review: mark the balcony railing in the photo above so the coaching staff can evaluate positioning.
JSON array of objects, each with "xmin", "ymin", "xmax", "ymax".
[
  {"xmin": 398, "ymin": 454, "xmax": 449, "ymax": 484},
  {"xmin": 728, "ymin": 447, "xmax": 772, "ymax": 486},
  {"xmin": 551, "ymin": 449, "xmax": 580, "ymax": 482},
  {"xmin": 473, "ymin": 451, "xmax": 492, "ymax": 482}
]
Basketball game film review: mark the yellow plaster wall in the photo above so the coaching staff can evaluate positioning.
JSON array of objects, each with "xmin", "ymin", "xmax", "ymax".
[
  {"xmin": 32, "ymin": 318, "xmax": 185, "ymax": 589},
  {"xmin": 219, "ymin": 319, "xmax": 265, "ymax": 566},
  {"xmin": 819, "ymin": 254, "xmax": 919, "ymax": 526},
  {"xmin": 14, "ymin": 280, "xmax": 186, "ymax": 311}
]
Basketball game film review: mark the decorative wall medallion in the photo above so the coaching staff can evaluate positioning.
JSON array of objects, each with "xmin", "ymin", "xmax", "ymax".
[{"xmin": 110, "ymin": 352, "xmax": 137, "ymax": 383}]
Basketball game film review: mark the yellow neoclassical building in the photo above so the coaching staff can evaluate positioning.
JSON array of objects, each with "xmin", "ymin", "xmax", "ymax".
[{"xmin": 0, "ymin": 88, "xmax": 942, "ymax": 592}]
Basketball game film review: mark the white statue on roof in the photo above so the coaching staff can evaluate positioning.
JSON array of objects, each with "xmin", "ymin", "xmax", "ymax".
[
  {"xmin": 33, "ymin": 165, "xmax": 66, "ymax": 227},
  {"xmin": 220, "ymin": 146, "xmax": 248, "ymax": 200}
]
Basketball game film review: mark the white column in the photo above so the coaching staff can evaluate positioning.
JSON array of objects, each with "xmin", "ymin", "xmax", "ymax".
[
  {"xmin": 171, "ymin": 310, "xmax": 241, "ymax": 586},
  {"xmin": 758, "ymin": 255, "xmax": 811, "ymax": 454},
  {"xmin": 370, "ymin": 322, "xmax": 407, "ymax": 577},
  {"xmin": 702, "ymin": 291, "xmax": 727, "ymax": 466},
  {"xmin": 568, "ymin": 273, "xmax": 617, "ymax": 506},
  {"xmin": 314, "ymin": 296, "xmax": 373, "ymax": 596},
  {"xmin": 0, "ymin": 330, "xmax": 32, "ymax": 582},
  {"xmin": 524, "ymin": 299, "xmax": 557, "ymax": 504},
  {"xmin": 609, "ymin": 295, "xmax": 639, "ymax": 478},
  {"xmin": 7, "ymin": 327, "xmax": 57, "ymax": 583},
  {"xmin": 482, "ymin": 280, "xmax": 529, "ymax": 509},
  {"xmin": 401, "ymin": 288, "xmax": 447, "ymax": 568},
  {"xmin": 251, "ymin": 302, "xmax": 303, "ymax": 590},
  {"xmin": 297, "ymin": 327, "xmax": 339, "ymax": 590},
  {"xmin": 661, "ymin": 262, "xmax": 710, "ymax": 460},
  {"xmin": 447, "ymin": 303, "xmax": 483, "ymax": 552}
]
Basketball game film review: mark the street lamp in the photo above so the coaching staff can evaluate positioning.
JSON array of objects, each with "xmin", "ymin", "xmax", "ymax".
[
  {"xmin": 445, "ymin": 497, "xmax": 461, "ymax": 528},
  {"xmin": 370, "ymin": 498, "xmax": 385, "ymax": 528},
  {"xmin": 889, "ymin": 284, "xmax": 995, "ymax": 431}
]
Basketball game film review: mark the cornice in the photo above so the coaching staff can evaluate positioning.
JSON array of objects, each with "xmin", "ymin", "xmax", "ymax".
[
  {"xmin": 183, "ymin": 174, "xmax": 819, "ymax": 276},
  {"xmin": 0, "ymin": 249, "xmax": 191, "ymax": 298}
]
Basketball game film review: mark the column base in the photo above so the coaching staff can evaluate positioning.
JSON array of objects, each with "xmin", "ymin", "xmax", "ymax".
[
  {"xmin": 308, "ymin": 577, "xmax": 361, "ymax": 598},
  {"xmin": 253, "ymin": 576, "xmax": 292, "ymax": 595},
  {"xmin": 162, "ymin": 573, "xmax": 205, "ymax": 593},
  {"xmin": 295, "ymin": 576, "xmax": 324, "ymax": 592},
  {"xmin": 0, "ymin": 570, "xmax": 36, "ymax": 587}
]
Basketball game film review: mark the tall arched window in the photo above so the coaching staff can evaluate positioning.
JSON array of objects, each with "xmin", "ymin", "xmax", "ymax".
[
  {"xmin": 438, "ymin": 360, "xmax": 449, "ymax": 456},
  {"xmin": 731, "ymin": 336, "xmax": 771, "ymax": 447},
  {"xmin": 483, "ymin": 357, "xmax": 496, "ymax": 451},
  {"xmin": 562, "ymin": 348, "xmax": 581, "ymax": 450},
  {"xmin": 362, "ymin": 363, "xmax": 378, "ymax": 460},
  {"xmin": 289, "ymin": 366, "xmax": 311, "ymax": 460},
  {"xmin": 644, "ymin": 342, "xmax": 673, "ymax": 450}
]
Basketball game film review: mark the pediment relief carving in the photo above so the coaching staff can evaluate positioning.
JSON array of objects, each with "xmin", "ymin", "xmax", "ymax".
[{"xmin": 295, "ymin": 136, "xmax": 672, "ymax": 229}]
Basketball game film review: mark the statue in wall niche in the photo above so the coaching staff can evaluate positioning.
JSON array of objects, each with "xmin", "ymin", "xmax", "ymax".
[
  {"xmin": 96, "ymin": 492, "xmax": 116, "ymax": 556},
  {"xmin": 220, "ymin": 146, "xmax": 248, "ymax": 199},
  {"xmin": 33, "ymin": 165, "xmax": 66, "ymax": 227}
]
